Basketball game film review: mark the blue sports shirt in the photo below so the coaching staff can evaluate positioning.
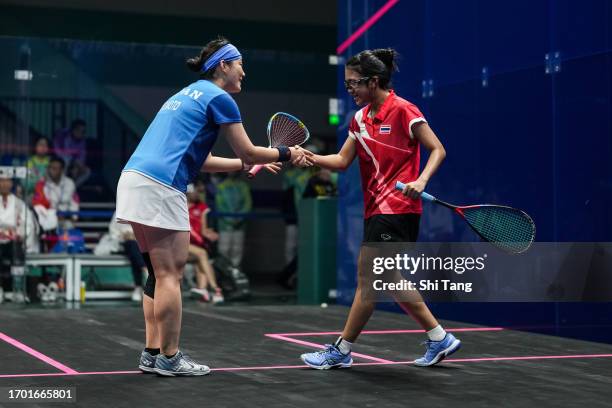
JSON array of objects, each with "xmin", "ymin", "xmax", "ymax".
[{"xmin": 123, "ymin": 80, "xmax": 241, "ymax": 192}]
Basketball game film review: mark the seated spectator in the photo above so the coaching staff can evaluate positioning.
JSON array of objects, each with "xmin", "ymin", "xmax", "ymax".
[
  {"xmin": 53, "ymin": 119, "xmax": 90, "ymax": 187},
  {"xmin": 0, "ymin": 176, "xmax": 28, "ymax": 302},
  {"xmin": 303, "ymin": 168, "xmax": 337, "ymax": 198},
  {"xmin": 24, "ymin": 205, "xmax": 40, "ymax": 255},
  {"xmin": 25, "ymin": 136, "xmax": 51, "ymax": 197},
  {"xmin": 186, "ymin": 184, "xmax": 223, "ymax": 304},
  {"xmin": 215, "ymin": 171, "xmax": 252, "ymax": 268},
  {"xmin": 101, "ymin": 212, "xmax": 147, "ymax": 302},
  {"xmin": 195, "ymin": 176, "xmax": 215, "ymax": 213},
  {"xmin": 32, "ymin": 156, "xmax": 79, "ymax": 231}
]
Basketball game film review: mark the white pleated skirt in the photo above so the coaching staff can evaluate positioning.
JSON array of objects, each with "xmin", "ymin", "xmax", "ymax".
[{"xmin": 116, "ymin": 170, "xmax": 190, "ymax": 231}]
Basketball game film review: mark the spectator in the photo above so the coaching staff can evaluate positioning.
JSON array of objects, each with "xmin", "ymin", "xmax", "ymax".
[
  {"xmin": 196, "ymin": 175, "xmax": 215, "ymax": 207},
  {"xmin": 25, "ymin": 136, "xmax": 51, "ymax": 197},
  {"xmin": 5, "ymin": 180, "xmax": 40, "ymax": 254},
  {"xmin": 53, "ymin": 119, "xmax": 90, "ymax": 187},
  {"xmin": 0, "ymin": 176, "xmax": 28, "ymax": 302},
  {"xmin": 186, "ymin": 184, "xmax": 223, "ymax": 304},
  {"xmin": 106, "ymin": 212, "xmax": 147, "ymax": 302},
  {"xmin": 24, "ymin": 205, "xmax": 40, "ymax": 255},
  {"xmin": 32, "ymin": 156, "xmax": 79, "ymax": 230},
  {"xmin": 215, "ymin": 171, "xmax": 252, "ymax": 268},
  {"xmin": 303, "ymin": 168, "xmax": 337, "ymax": 198}
]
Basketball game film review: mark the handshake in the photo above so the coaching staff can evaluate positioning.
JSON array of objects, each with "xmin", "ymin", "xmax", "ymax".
[
  {"xmin": 289, "ymin": 145, "xmax": 315, "ymax": 168},
  {"xmin": 247, "ymin": 145, "xmax": 316, "ymax": 176}
]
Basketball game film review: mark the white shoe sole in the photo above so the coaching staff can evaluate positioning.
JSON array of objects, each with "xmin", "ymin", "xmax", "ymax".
[
  {"xmin": 300, "ymin": 355, "xmax": 353, "ymax": 370},
  {"xmin": 154, "ymin": 367, "xmax": 211, "ymax": 377},
  {"xmin": 139, "ymin": 365, "xmax": 156, "ymax": 374},
  {"xmin": 413, "ymin": 338, "xmax": 461, "ymax": 367}
]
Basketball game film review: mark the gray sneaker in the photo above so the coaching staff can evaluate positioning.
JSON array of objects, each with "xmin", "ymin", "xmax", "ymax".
[
  {"xmin": 138, "ymin": 350, "xmax": 157, "ymax": 374},
  {"xmin": 154, "ymin": 350, "xmax": 211, "ymax": 377}
]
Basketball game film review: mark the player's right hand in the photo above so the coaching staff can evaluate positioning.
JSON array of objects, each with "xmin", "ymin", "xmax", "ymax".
[{"xmin": 290, "ymin": 146, "xmax": 314, "ymax": 167}]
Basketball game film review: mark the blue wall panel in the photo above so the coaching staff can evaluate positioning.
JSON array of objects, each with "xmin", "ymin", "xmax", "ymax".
[
  {"xmin": 477, "ymin": 0, "xmax": 550, "ymax": 74},
  {"xmin": 553, "ymin": 0, "xmax": 611, "ymax": 60},
  {"xmin": 553, "ymin": 54, "xmax": 612, "ymax": 241},
  {"xmin": 476, "ymin": 67, "xmax": 555, "ymax": 240},
  {"xmin": 425, "ymin": 0, "xmax": 478, "ymax": 85}
]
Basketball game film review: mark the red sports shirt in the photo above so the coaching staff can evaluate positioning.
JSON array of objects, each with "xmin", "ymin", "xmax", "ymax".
[
  {"xmin": 188, "ymin": 201, "xmax": 210, "ymax": 246},
  {"xmin": 348, "ymin": 90, "xmax": 427, "ymax": 219}
]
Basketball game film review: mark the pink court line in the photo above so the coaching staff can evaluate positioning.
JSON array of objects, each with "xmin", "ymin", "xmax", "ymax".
[
  {"xmin": 337, "ymin": 0, "xmax": 400, "ymax": 55},
  {"xmin": 0, "ymin": 366, "xmax": 307, "ymax": 379},
  {"xmin": 266, "ymin": 334, "xmax": 394, "ymax": 363},
  {"xmin": 3, "ymin": 354, "xmax": 612, "ymax": 379},
  {"xmin": 0, "ymin": 331, "xmax": 78, "ymax": 374},
  {"xmin": 0, "ymin": 371, "xmax": 139, "ymax": 379},
  {"xmin": 267, "ymin": 327, "xmax": 505, "ymax": 337},
  {"xmin": 444, "ymin": 354, "xmax": 612, "ymax": 363}
]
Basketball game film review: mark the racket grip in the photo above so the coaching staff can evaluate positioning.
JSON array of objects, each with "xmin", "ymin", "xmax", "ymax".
[
  {"xmin": 394, "ymin": 181, "xmax": 435, "ymax": 202},
  {"xmin": 247, "ymin": 164, "xmax": 265, "ymax": 179}
]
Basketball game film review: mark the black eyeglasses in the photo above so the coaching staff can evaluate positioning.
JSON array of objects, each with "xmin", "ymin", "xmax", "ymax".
[{"xmin": 344, "ymin": 77, "xmax": 370, "ymax": 90}]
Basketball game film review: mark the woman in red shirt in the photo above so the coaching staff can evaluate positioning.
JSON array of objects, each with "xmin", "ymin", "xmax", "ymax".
[
  {"xmin": 187, "ymin": 184, "xmax": 223, "ymax": 304},
  {"xmin": 299, "ymin": 48, "xmax": 461, "ymax": 369}
]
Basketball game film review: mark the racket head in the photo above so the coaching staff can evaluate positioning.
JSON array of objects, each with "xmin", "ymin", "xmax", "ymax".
[
  {"xmin": 266, "ymin": 112, "xmax": 310, "ymax": 147},
  {"xmin": 248, "ymin": 113, "xmax": 309, "ymax": 179},
  {"xmin": 458, "ymin": 204, "xmax": 536, "ymax": 254}
]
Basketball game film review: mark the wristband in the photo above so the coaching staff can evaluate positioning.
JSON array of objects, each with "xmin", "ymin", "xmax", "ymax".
[{"xmin": 276, "ymin": 145, "xmax": 291, "ymax": 162}]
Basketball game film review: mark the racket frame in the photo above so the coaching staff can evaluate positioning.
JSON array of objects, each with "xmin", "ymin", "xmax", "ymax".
[{"xmin": 395, "ymin": 181, "xmax": 535, "ymax": 253}]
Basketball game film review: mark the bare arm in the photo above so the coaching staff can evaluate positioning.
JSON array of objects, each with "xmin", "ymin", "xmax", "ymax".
[
  {"xmin": 200, "ymin": 209, "xmax": 209, "ymax": 234},
  {"xmin": 201, "ymin": 153, "xmax": 242, "ymax": 173},
  {"xmin": 200, "ymin": 208, "xmax": 218, "ymax": 241},
  {"xmin": 219, "ymin": 122, "xmax": 311, "ymax": 165},
  {"xmin": 201, "ymin": 153, "xmax": 283, "ymax": 174},
  {"xmin": 400, "ymin": 122, "xmax": 446, "ymax": 198},
  {"xmin": 310, "ymin": 136, "xmax": 358, "ymax": 171}
]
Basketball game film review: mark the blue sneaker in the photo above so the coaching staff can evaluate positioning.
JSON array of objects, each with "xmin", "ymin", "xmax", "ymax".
[
  {"xmin": 414, "ymin": 333, "xmax": 461, "ymax": 367},
  {"xmin": 301, "ymin": 344, "xmax": 353, "ymax": 370},
  {"xmin": 154, "ymin": 350, "xmax": 211, "ymax": 376},
  {"xmin": 138, "ymin": 350, "xmax": 157, "ymax": 374}
]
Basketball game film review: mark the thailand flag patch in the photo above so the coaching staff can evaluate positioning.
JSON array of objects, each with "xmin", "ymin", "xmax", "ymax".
[{"xmin": 379, "ymin": 125, "xmax": 391, "ymax": 134}]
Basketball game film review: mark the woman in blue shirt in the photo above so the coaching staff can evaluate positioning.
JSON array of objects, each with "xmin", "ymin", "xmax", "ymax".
[{"xmin": 116, "ymin": 37, "xmax": 312, "ymax": 376}]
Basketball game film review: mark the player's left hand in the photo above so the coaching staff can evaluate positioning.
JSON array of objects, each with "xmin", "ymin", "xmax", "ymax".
[{"xmin": 401, "ymin": 179, "xmax": 426, "ymax": 199}]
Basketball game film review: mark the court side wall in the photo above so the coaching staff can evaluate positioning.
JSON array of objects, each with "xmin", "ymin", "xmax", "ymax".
[{"xmin": 336, "ymin": 0, "xmax": 612, "ymax": 343}]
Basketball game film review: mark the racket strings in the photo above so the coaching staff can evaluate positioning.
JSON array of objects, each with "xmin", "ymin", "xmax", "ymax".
[
  {"xmin": 274, "ymin": 116, "xmax": 296, "ymax": 139},
  {"xmin": 272, "ymin": 117, "xmax": 296, "ymax": 144},
  {"xmin": 463, "ymin": 206, "xmax": 535, "ymax": 253},
  {"xmin": 269, "ymin": 114, "xmax": 309, "ymax": 147}
]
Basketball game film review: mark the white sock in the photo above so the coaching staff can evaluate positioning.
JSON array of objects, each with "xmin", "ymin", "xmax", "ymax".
[
  {"xmin": 426, "ymin": 325, "xmax": 446, "ymax": 342},
  {"xmin": 334, "ymin": 336, "xmax": 352, "ymax": 355}
]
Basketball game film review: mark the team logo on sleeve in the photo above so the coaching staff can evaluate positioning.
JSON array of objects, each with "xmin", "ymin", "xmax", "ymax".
[{"xmin": 379, "ymin": 125, "xmax": 392, "ymax": 134}]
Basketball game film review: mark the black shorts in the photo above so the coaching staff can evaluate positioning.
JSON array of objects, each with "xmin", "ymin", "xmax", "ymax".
[{"xmin": 363, "ymin": 214, "xmax": 421, "ymax": 243}]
